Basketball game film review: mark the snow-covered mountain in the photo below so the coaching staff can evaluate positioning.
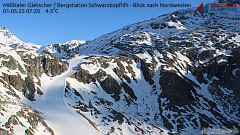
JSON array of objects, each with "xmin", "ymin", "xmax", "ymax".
[
  {"xmin": 43, "ymin": 40, "xmax": 86, "ymax": 57},
  {"xmin": 0, "ymin": 27, "xmax": 68, "ymax": 134},
  {"xmin": 0, "ymin": 27, "xmax": 43, "ymax": 53},
  {"xmin": 1, "ymin": 4, "xmax": 240, "ymax": 135},
  {"xmin": 48, "ymin": 8, "xmax": 240, "ymax": 135},
  {"xmin": 0, "ymin": 27, "xmax": 22, "ymax": 44},
  {"xmin": 0, "ymin": 27, "xmax": 101, "ymax": 135}
]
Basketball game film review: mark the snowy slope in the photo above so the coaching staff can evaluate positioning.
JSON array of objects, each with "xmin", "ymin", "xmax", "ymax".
[
  {"xmin": 0, "ymin": 41, "xmax": 55, "ymax": 134},
  {"xmin": 44, "ymin": 8, "xmax": 240, "ymax": 58},
  {"xmin": 54, "ymin": 7, "xmax": 240, "ymax": 135},
  {"xmin": 0, "ymin": 26, "xmax": 103, "ymax": 134},
  {"xmin": 0, "ymin": 27, "xmax": 22, "ymax": 44},
  {"xmin": 24, "ymin": 56, "xmax": 100, "ymax": 135},
  {"xmin": 0, "ymin": 28, "xmax": 101, "ymax": 134},
  {"xmin": 0, "ymin": 27, "xmax": 42, "ymax": 53},
  {"xmin": 1, "ymin": 3, "xmax": 240, "ymax": 135}
]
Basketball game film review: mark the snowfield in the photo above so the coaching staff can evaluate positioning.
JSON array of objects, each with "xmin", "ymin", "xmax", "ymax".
[{"xmin": 24, "ymin": 56, "xmax": 100, "ymax": 135}]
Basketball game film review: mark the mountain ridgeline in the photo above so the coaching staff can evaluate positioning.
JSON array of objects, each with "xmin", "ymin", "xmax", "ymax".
[
  {"xmin": 54, "ymin": 9, "xmax": 240, "ymax": 134},
  {"xmin": 0, "ymin": 27, "xmax": 68, "ymax": 134},
  {"xmin": 0, "ymin": 7, "xmax": 240, "ymax": 135}
]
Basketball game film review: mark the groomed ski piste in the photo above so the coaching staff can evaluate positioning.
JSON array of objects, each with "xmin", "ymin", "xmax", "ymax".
[{"xmin": 22, "ymin": 55, "xmax": 100, "ymax": 135}]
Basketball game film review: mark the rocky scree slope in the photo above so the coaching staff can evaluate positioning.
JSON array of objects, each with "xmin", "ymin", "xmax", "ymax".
[
  {"xmin": 0, "ymin": 27, "xmax": 67, "ymax": 135},
  {"xmin": 46, "ymin": 9, "xmax": 240, "ymax": 134}
]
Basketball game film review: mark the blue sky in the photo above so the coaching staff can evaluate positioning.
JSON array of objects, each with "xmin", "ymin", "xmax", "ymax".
[{"xmin": 1, "ymin": 0, "xmax": 214, "ymax": 45}]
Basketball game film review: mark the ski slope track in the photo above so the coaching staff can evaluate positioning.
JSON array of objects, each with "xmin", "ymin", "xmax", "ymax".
[{"xmin": 38, "ymin": 56, "xmax": 100, "ymax": 135}]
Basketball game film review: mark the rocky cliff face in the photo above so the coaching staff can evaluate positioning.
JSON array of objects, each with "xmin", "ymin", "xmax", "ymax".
[
  {"xmin": 0, "ymin": 52, "xmax": 67, "ymax": 101},
  {"xmin": 43, "ymin": 40, "xmax": 86, "ymax": 58},
  {"xmin": 0, "ymin": 27, "xmax": 68, "ymax": 134},
  {"xmin": 60, "ymin": 9, "xmax": 240, "ymax": 135}
]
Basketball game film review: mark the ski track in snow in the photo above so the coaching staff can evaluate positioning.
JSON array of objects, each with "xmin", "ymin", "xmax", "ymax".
[{"xmin": 29, "ymin": 56, "xmax": 100, "ymax": 135}]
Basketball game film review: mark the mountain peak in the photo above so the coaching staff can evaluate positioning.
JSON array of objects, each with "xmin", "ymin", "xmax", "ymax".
[
  {"xmin": 0, "ymin": 26, "xmax": 42, "ymax": 52},
  {"xmin": 0, "ymin": 27, "xmax": 14, "ymax": 39},
  {"xmin": 1, "ymin": 27, "xmax": 8, "ymax": 30}
]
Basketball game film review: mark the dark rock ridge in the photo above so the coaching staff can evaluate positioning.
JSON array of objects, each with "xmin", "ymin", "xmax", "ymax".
[
  {"xmin": 0, "ymin": 52, "xmax": 67, "ymax": 101},
  {"xmin": 1, "ymin": 103, "xmax": 54, "ymax": 135}
]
